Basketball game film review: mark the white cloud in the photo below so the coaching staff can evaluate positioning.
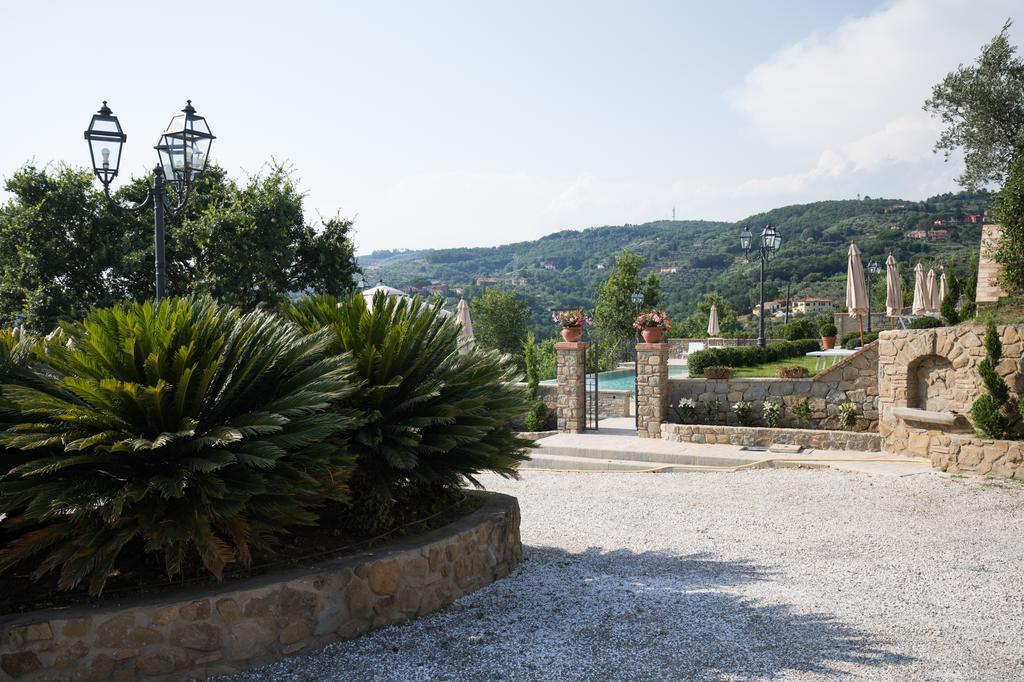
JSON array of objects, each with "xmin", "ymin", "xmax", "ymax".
[{"xmin": 725, "ymin": 0, "xmax": 1017, "ymax": 201}]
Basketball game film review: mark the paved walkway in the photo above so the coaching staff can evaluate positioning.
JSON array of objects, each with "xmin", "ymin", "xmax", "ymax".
[
  {"xmin": 228, "ymin": 468, "xmax": 1024, "ymax": 681},
  {"xmin": 526, "ymin": 418, "xmax": 932, "ymax": 476}
]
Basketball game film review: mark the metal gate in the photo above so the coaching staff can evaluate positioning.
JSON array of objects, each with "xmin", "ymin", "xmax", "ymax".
[
  {"xmin": 633, "ymin": 338, "xmax": 640, "ymax": 429},
  {"xmin": 584, "ymin": 339, "xmax": 599, "ymax": 431}
]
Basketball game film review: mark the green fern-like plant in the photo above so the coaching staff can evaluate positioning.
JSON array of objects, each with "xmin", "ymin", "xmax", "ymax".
[
  {"xmin": 0, "ymin": 298, "xmax": 360, "ymax": 595},
  {"xmin": 284, "ymin": 293, "xmax": 531, "ymax": 499}
]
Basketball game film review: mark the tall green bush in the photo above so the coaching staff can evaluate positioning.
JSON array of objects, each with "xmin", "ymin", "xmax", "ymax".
[
  {"xmin": 969, "ymin": 321, "xmax": 1012, "ymax": 438},
  {"xmin": 994, "ymin": 147, "xmax": 1024, "ymax": 293},
  {"xmin": 940, "ymin": 270, "xmax": 963, "ymax": 325},
  {"xmin": 284, "ymin": 294, "xmax": 531, "ymax": 505},
  {"xmin": 0, "ymin": 298, "xmax": 360, "ymax": 594}
]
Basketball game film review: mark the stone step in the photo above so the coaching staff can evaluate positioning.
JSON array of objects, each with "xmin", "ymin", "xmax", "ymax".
[{"xmin": 532, "ymin": 443, "xmax": 765, "ymax": 468}]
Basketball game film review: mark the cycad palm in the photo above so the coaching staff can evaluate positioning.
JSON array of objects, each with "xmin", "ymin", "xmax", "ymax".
[
  {"xmin": 0, "ymin": 298, "xmax": 360, "ymax": 595},
  {"xmin": 284, "ymin": 293, "xmax": 530, "ymax": 495}
]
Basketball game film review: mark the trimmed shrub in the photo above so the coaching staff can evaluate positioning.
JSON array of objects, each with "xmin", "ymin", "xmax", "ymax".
[
  {"xmin": 0, "ymin": 298, "xmax": 360, "ymax": 595},
  {"xmin": 841, "ymin": 331, "xmax": 880, "ymax": 349},
  {"xmin": 819, "ymin": 323, "xmax": 837, "ymax": 337},
  {"xmin": 969, "ymin": 321, "xmax": 1012, "ymax": 438},
  {"xmin": 910, "ymin": 316, "xmax": 944, "ymax": 329},
  {"xmin": 688, "ymin": 339, "xmax": 819, "ymax": 376},
  {"xmin": 703, "ymin": 399, "xmax": 722, "ymax": 424},
  {"xmin": 792, "ymin": 397, "xmax": 813, "ymax": 425},
  {"xmin": 283, "ymin": 293, "xmax": 532, "ymax": 516},
  {"xmin": 776, "ymin": 364, "xmax": 810, "ymax": 378},
  {"xmin": 703, "ymin": 366, "xmax": 735, "ymax": 380},
  {"xmin": 523, "ymin": 401, "xmax": 548, "ymax": 432}
]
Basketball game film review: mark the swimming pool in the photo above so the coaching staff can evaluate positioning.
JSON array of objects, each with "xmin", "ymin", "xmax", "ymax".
[{"xmin": 542, "ymin": 366, "xmax": 688, "ymax": 394}]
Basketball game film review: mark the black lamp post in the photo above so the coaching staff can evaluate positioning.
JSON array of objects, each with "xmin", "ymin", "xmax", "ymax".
[
  {"xmin": 84, "ymin": 100, "xmax": 216, "ymax": 302},
  {"xmin": 740, "ymin": 223, "xmax": 781, "ymax": 347},
  {"xmin": 865, "ymin": 259, "xmax": 882, "ymax": 332},
  {"xmin": 631, "ymin": 290, "xmax": 643, "ymax": 428}
]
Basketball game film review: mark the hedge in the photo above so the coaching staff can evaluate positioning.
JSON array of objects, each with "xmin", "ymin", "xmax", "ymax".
[{"xmin": 688, "ymin": 339, "xmax": 821, "ymax": 376}]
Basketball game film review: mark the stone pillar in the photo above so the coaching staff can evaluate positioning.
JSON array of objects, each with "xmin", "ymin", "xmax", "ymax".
[
  {"xmin": 555, "ymin": 342, "xmax": 588, "ymax": 433},
  {"xmin": 636, "ymin": 342, "xmax": 670, "ymax": 438}
]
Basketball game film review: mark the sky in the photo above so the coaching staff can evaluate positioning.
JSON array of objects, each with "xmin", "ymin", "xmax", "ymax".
[{"xmin": 0, "ymin": 0, "xmax": 1019, "ymax": 253}]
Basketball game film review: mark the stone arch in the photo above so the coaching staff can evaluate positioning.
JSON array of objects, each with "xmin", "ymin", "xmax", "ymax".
[{"xmin": 907, "ymin": 353, "xmax": 959, "ymax": 412}]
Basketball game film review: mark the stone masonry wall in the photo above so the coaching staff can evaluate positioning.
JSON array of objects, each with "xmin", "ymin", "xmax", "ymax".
[
  {"xmin": 636, "ymin": 343, "xmax": 670, "ymax": 438},
  {"xmin": 0, "ymin": 493, "xmax": 522, "ymax": 681},
  {"xmin": 877, "ymin": 325, "xmax": 1024, "ymax": 479},
  {"xmin": 555, "ymin": 342, "xmax": 587, "ymax": 433},
  {"xmin": 661, "ymin": 423, "xmax": 882, "ymax": 452},
  {"xmin": 667, "ymin": 342, "xmax": 879, "ymax": 432}
]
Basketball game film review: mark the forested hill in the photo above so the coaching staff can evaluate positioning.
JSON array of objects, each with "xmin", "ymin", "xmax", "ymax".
[{"xmin": 358, "ymin": 191, "xmax": 990, "ymax": 336}]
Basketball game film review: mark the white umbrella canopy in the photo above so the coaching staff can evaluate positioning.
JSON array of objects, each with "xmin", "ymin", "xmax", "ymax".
[
  {"xmin": 885, "ymin": 253, "xmax": 904, "ymax": 318},
  {"xmin": 911, "ymin": 264, "xmax": 927, "ymax": 315},
  {"xmin": 361, "ymin": 283, "xmax": 409, "ymax": 306},
  {"xmin": 926, "ymin": 269, "xmax": 938, "ymax": 313},
  {"xmin": 846, "ymin": 242, "xmax": 869, "ymax": 317},
  {"xmin": 456, "ymin": 297, "xmax": 475, "ymax": 353},
  {"xmin": 707, "ymin": 304, "xmax": 720, "ymax": 337},
  {"xmin": 361, "ymin": 283, "xmax": 452, "ymax": 318},
  {"xmin": 846, "ymin": 241, "xmax": 869, "ymax": 346}
]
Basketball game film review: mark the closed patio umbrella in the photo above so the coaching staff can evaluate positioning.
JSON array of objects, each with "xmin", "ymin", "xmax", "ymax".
[
  {"xmin": 456, "ymin": 297, "xmax": 475, "ymax": 354},
  {"xmin": 846, "ymin": 241, "xmax": 869, "ymax": 346},
  {"xmin": 926, "ymin": 268, "xmax": 938, "ymax": 313},
  {"xmin": 911, "ymin": 264, "xmax": 927, "ymax": 315},
  {"xmin": 707, "ymin": 304, "xmax": 720, "ymax": 337},
  {"xmin": 885, "ymin": 253, "xmax": 903, "ymax": 322}
]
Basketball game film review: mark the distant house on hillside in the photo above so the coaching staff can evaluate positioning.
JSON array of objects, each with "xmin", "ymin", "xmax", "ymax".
[
  {"xmin": 426, "ymin": 282, "xmax": 447, "ymax": 296},
  {"xmin": 474, "ymin": 276, "xmax": 528, "ymax": 287},
  {"xmin": 964, "ymin": 213, "xmax": 983, "ymax": 224},
  {"xmin": 660, "ymin": 265, "xmax": 677, "ymax": 274},
  {"xmin": 906, "ymin": 229, "xmax": 951, "ymax": 240},
  {"xmin": 541, "ymin": 261, "xmax": 557, "ymax": 270},
  {"xmin": 889, "ymin": 223, "xmax": 902, "ymax": 230},
  {"xmin": 751, "ymin": 300, "xmax": 784, "ymax": 317},
  {"xmin": 792, "ymin": 296, "xmax": 833, "ymax": 315},
  {"xmin": 595, "ymin": 263, "xmax": 605, "ymax": 270}
]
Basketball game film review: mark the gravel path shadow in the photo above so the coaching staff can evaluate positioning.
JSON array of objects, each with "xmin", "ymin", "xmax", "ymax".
[{"xmin": 231, "ymin": 545, "xmax": 911, "ymax": 681}]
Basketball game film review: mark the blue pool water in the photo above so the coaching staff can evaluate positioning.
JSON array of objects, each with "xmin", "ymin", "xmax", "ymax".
[{"xmin": 542, "ymin": 366, "xmax": 688, "ymax": 394}]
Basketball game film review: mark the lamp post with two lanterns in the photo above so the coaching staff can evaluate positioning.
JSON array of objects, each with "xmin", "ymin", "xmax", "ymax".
[
  {"xmin": 83, "ymin": 100, "xmax": 216, "ymax": 302},
  {"xmin": 865, "ymin": 259, "xmax": 882, "ymax": 332},
  {"xmin": 740, "ymin": 223, "xmax": 782, "ymax": 348}
]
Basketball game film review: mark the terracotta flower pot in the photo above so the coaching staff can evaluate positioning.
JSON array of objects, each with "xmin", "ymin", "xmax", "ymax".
[
  {"xmin": 642, "ymin": 327, "xmax": 664, "ymax": 344},
  {"xmin": 561, "ymin": 326, "xmax": 583, "ymax": 342},
  {"xmin": 821, "ymin": 335, "xmax": 836, "ymax": 350}
]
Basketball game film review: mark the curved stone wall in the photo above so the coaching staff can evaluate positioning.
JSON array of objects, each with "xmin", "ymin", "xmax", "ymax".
[{"xmin": 0, "ymin": 492, "xmax": 521, "ymax": 681}]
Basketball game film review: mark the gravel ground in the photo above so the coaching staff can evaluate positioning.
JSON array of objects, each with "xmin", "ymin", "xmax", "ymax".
[{"xmin": 229, "ymin": 469, "xmax": 1024, "ymax": 681}]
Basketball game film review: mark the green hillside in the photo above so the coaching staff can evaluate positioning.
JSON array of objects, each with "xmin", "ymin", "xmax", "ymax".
[{"xmin": 359, "ymin": 191, "xmax": 990, "ymax": 338}]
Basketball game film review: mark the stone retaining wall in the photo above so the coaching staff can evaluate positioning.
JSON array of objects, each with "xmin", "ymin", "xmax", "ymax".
[
  {"xmin": 667, "ymin": 343, "xmax": 879, "ymax": 432},
  {"xmin": 536, "ymin": 384, "xmax": 628, "ymax": 418},
  {"xmin": 877, "ymin": 325, "xmax": 1024, "ymax": 454},
  {"xmin": 928, "ymin": 433, "xmax": 1024, "ymax": 479},
  {"xmin": 661, "ymin": 423, "xmax": 882, "ymax": 452},
  {"xmin": 0, "ymin": 493, "xmax": 522, "ymax": 681}
]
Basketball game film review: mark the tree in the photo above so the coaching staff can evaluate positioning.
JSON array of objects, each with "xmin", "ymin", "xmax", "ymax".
[
  {"xmin": 293, "ymin": 216, "xmax": 360, "ymax": 297},
  {"xmin": 675, "ymin": 293, "xmax": 736, "ymax": 337},
  {"xmin": 940, "ymin": 269, "xmax": 963, "ymax": 324},
  {"xmin": 924, "ymin": 21, "xmax": 1024, "ymax": 188},
  {"xmin": 0, "ymin": 163, "xmax": 361, "ymax": 329},
  {"xmin": 471, "ymin": 288, "xmax": 529, "ymax": 360},
  {"xmin": 593, "ymin": 251, "xmax": 660, "ymax": 357},
  {"xmin": 993, "ymin": 146, "xmax": 1024, "ymax": 292}
]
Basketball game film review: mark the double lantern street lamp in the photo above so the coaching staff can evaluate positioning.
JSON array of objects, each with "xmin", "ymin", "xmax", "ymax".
[
  {"xmin": 630, "ymin": 291, "xmax": 644, "ymax": 428},
  {"xmin": 83, "ymin": 100, "xmax": 216, "ymax": 302},
  {"xmin": 865, "ymin": 259, "xmax": 882, "ymax": 332},
  {"xmin": 740, "ymin": 223, "xmax": 782, "ymax": 347}
]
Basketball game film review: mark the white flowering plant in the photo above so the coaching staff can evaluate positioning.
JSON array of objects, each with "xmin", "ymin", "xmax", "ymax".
[
  {"xmin": 674, "ymin": 397, "xmax": 697, "ymax": 424},
  {"xmin": 733, "ymin": 400, "xmax": 754, "ymax": 426},
  {"xmin": 762, "ymin": 400, "xmax": 782, "ymax": 428}
]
